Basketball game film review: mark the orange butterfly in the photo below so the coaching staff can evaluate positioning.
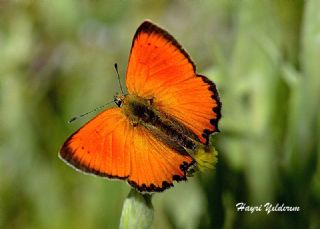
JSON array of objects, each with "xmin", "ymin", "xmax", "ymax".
[{"xmin": 59, "ymin": 20, "xmax": 221, "ymax": 192}]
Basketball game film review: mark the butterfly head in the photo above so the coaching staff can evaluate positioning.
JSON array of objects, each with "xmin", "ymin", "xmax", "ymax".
[{"xmin": 114, "ymin": 94, "xmax": 125, "ymax": 107}]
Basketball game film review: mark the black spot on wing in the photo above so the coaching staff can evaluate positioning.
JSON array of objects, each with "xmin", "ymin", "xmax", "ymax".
[
  {"xmin": 127, "ymin": 160, "xmax": 195, "ymax": 193},
  {"xmin": 196, "ymin": 74, "xmax": 222, "ymax": 144}
]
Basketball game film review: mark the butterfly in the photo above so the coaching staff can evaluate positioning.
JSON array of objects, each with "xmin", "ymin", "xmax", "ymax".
[{"xmin": 59, "ymin": 20, "xmax": 221, "ymax": 192}]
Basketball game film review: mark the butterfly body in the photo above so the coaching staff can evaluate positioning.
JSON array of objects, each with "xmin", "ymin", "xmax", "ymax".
[
  {"xmin": 60, "ymin": 20, "xmax": 221, "ymax": 192},
  {"xmin": 119, "ymin": 93, "xmax": 201, "ymax": 157}
]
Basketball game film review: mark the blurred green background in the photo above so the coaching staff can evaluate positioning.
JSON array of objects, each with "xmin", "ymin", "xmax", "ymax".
[{"xmin": 1, "ymin": 0, "xmax": 319, "ymax": 228}]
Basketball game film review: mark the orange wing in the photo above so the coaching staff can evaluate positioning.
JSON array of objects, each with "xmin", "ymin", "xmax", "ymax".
[
  {"xmin": 126, "ymin": 21, "xmax": 221, "ymax": 144},
  {"xmin": 59, "ymin": 108, "xmax": 194, "ymax": 192}
]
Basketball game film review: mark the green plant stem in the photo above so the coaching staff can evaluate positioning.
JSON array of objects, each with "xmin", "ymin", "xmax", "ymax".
[{"xmin": 119, "ymin": 188, "xmax": 154, "ymax": 229}]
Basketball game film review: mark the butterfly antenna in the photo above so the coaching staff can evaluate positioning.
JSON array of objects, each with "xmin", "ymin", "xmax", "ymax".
[
  {"xmin": 114, "ymin": 63, "xmax": 124, "ymax": 95},
  {"xmin": 68, "ymin": 101, "xmax": 114, "ymax": 123}
]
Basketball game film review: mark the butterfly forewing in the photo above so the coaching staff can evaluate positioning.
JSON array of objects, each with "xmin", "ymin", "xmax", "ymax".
[{"xmin": 126, "ymin": 21, "xmax": 221, "ymax": 144}]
